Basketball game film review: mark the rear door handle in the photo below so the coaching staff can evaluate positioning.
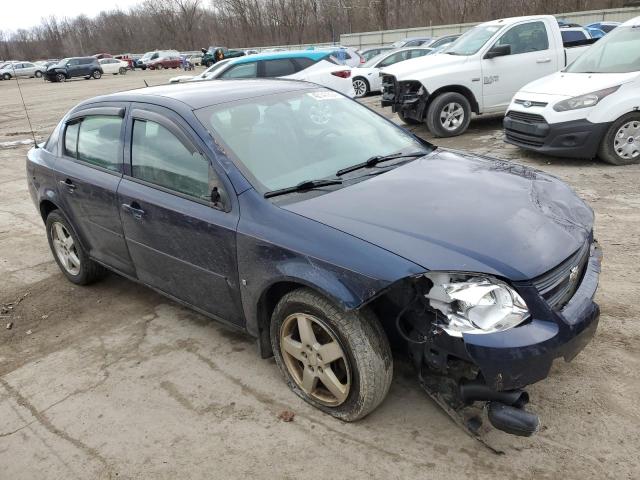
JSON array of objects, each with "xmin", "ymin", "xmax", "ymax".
[
  {"xmin": 536, "ymin": 58, "xmax": 551, "ymax": 64},
  {"xmin": 122, "ymin": 202, "xmax": 145, "ymax": 220},
  {"xmin": 59, "ymin": 179, "xmax": 77, "ymax": 192}
]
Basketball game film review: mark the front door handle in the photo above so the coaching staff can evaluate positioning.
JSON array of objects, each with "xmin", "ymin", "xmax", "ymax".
[
  {"xmin": 122, "ymin": 202, "xmax": 145, "ymax": 220},
  {"xmin": 59, "ymin": 179, "xmax": 77, "ymax": 192},
  {"xmin": 536, "ymin": 58, "xmax": 551, "ymax": 64}
]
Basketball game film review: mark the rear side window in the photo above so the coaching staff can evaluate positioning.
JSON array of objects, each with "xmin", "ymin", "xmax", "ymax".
[
  {"xmin": 131, "ymin": 119, "xmax": 210, "ymax": 200},
  {"xmin": 220, "ymin": 62, "xmax": 258, "ymax": 79},
  {"xmin": 75, "ymin": 116, "xmax": 122, "ymax": 171},
  {"xmin": 562, "ymin": 30, "xmax": 587, "ymax": 43},
  {"xmin": 263, "ymin": 58, "xmax": 297, "ymax": 77},
  {"xmin": 64, "ymin": 122, "xmax": 80, "ymax": 157}
]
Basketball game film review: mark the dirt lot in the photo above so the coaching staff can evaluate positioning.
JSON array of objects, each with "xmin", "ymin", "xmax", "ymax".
[{"xmin": 1, "ymin": 70, "xmax": 639, "ymax": 480}]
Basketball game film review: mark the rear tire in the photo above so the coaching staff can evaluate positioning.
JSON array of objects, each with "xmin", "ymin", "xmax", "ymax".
[
  {"xmin": 352, "ymin": 77, "xmax": 369, "ymax": 98},
  {"xmin": 118, "ymin": 67, "xmax": 127, "ymax": 75},
  {"xmin": 426, "ymin": 92, "xmax": 471, "ymax": 137},
  {"xmin": 45, "ymin": 210, "xmax": 107, "ymax": 285},
  {"xmin": 270, "ymin": 288, "xmax": 393, "ymax": 421},
  {"xmin": 35, "ymin": 71, "xmax": 42, "ymax": 78},
  {"xmin": 92, "ymin": 70, "xmax": 102, "ymax": 79},
  {"xmin": 598, "ymin": 112, "xmax": 640, "ymax": 165}
]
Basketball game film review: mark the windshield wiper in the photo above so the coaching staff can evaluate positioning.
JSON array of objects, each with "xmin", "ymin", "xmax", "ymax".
[
  {"xmin": 336, "ymin": 151, "xmax": 428, "ymax": 176},
  {"xmin": 264, "ymin": 179, "xmax": 343, "ymax": 198}
]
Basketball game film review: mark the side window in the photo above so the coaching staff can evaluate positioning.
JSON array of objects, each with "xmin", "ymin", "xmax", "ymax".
[
  {"xmin": 76, "ymin": 116, "xmax": 123, "ymax": 171},
  {"xmin": 263, "ymin": 59, "xmax": 297, "ymax": 77},
  {"xmin": 68, "ymin": 59, "xmax": 79, "ymax": 66},
  {"xmin": 131, "ymin": 119, "xmax": 218, "ymax": 202},
  {"xmin": 378, "ymin": 52, "xmax": 407, "ymax": 67},
  {"xmin": 64, "ymin": 122, "xmax": 80, "ymax": 158},
  {"xmin": 220, "ymin": 62, "xmax": 258, "ymax": 79},
  {"xmin": 495, "ymin": 21, "xmax": 549, "ymax": 55},
  {"xmin": 409, "ymin": 49, "xmax": 429, "ymax": 59}
]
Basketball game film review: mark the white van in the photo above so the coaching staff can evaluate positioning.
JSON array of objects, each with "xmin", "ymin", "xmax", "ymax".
[{"xmin": 505, "ymin": 16, "xmax": 640, "ymax": 165}]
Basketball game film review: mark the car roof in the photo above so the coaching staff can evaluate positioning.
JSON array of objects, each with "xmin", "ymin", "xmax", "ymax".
[
  {"xmin": 88, "ymin": 78, "xmax": 316, "ymax": 110},
  {"xmin": 231, "ymin": 50, "xmax": 330, "ymax": 64}
]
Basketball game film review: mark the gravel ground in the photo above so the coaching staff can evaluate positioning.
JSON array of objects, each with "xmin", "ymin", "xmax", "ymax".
[{"xmin": 1, "ymin": 70, "xmax": 639, "ymax": 479}]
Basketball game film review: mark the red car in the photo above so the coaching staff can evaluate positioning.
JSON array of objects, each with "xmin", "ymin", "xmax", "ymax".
[{"xmin": 147, "ymin": 52, "xmax": 181, "ymax": 70}]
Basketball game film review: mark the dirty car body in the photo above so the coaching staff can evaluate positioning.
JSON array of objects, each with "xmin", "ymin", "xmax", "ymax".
[{"xmin": 26, "ymin": 79, "xmax": 601, "ymax": 438}]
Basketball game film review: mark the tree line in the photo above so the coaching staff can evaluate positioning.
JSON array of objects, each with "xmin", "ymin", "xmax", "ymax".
[{"xmin": 0, "ymin": 0, "xmax": 624, "ymax": 60}]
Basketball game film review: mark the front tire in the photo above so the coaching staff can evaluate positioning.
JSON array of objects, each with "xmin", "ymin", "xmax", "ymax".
[
  {"xmin": 2, "ymin": 73, "xmax": 11, "ymax": 80},
  {"xmin": 598, "ymin": 112, "xmax": 640, "ymax": 165},
  {"xmin": 426, "ymin": 92, "xmax": 471, "ymax": 137},
  {"xmin": 270, "ymin": 288, "xmax": 393, "ymax": 421},
  {"xmin": 352, "ymin": 77, "xmax": 369, "ymax": 98},
  {"xmin": 45, "ymin": 211, "xmax": 106, "ymax": 285},
  {"xmin": 56, "ymin": 73, "xmax": 66, "ymax": 82}
]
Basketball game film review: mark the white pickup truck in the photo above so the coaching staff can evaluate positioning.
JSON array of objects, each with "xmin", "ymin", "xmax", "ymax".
[{"xmin": 380, "ymin": 15, "xmax": 596, "ymax": 137}]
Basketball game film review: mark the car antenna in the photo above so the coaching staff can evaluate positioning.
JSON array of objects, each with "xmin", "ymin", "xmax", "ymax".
[
  {"xmin": 12, "ymin": 63, "xmax": 39, "ymax": 148},
  {"xmin": 144, "ymin": 79, "xmax": 149, "ymax": 87}
]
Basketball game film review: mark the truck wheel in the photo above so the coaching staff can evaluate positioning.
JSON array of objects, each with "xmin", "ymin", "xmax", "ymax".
[
  {"xmin": 426, "ymin": 92, "xmax": 471, "ymax": 137},
  {"xmin": 92, "ymin": 70, "xmax": 102, "ymax": 79},
  {"xmin": 397, "ymin": 111, "xmax": 421, "ymax": 126},
  {"xmin": 352, "ymin": 77, "xmax": 369, "ymax": 98},
  {"xmin": 598, "ymin": 112, "xmax": 640, "ymax": 166},
  {"xmin": 46, "ymin": 210, "xmax": 106, "ymax": 285},
  {"xmin": 270, "ymin": 288, "xmax": 393, "ymax": 421}
]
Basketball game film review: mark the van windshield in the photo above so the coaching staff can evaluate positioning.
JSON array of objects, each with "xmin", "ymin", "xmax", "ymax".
[
  {"xmin": 566, "ymin": 25, "xmax": 640, "ymax": 73},
  {"xmin": 445, "ymin": 24, "xmax": 504, "ymax": 56}
]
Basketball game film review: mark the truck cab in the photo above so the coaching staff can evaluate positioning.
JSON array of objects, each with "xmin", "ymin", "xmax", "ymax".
[{"xmin": 380, "ymin": 15, "xmax": 596, "ymax": 137}]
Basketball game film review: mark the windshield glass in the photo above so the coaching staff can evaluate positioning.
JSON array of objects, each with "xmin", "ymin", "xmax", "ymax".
[
  {"xmin": 566, "ymin": 25, "xmax": 640, "ymax": 73},
  {"xmin": 195, "ymin": 89, "xmax": 428, "ymax": 192},
  {"xmin": 141, "ymin": 52, "xmax": 154, "ymax": 60},
  {"xmin": 202, "ymin": 59, "xmax": 230, "ymax": 77},
  {"xmin": 445, "ymin": 24, "xmax": 504, "ymax": 55},
  {"xmin": 56, "ymin": 58, "xmax": 71, "ymax": 66}
]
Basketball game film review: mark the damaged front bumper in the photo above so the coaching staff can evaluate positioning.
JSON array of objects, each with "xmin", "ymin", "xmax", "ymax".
[{"xmin": 381, "ymin": 74, "xmax": 429, "ymax": 121}]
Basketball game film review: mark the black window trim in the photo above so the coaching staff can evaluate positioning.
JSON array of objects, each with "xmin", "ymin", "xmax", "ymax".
[
  {"xmin": 62, "ymin": 107, "xmax": 126, "ymax": 175},
  {"xmin": 128, "ymin": 109, "xmax": 230, "ymax": 212}
]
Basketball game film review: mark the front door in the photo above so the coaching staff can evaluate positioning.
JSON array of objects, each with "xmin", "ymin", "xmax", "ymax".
[
  {"xmin": 481, "ymin": 20, "xmax": 558, "ymax": 112},
  {"xmin": 117, "ymin": 105, "xmax": 243, "ymax": 325},
  {"xmin": 54, "ymin": 104, "xmax": 136, "ymax": 276}
]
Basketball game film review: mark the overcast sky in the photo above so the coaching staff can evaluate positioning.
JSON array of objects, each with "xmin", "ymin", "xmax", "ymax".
[{"xmin": 2, "ymin": 0, "xmax": 143, "ymax": 32}]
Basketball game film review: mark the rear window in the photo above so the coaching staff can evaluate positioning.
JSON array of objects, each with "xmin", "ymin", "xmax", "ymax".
[
  {"xmin": 562, "ymin": 30, "xmax": 587, "ymax": 43},
  {"xmin": 263, "ymin": 59, "xmax": 297, "ymax": 77}
]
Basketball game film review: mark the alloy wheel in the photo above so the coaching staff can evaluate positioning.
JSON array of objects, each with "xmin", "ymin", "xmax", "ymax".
[
  {"xmin": 51, "ymin": 222, "xmax": 81, "ymax": 275},
  {"xmin": 614, "ymin": 121, "xmax": 640, "ymax": 160},
  {"xmin": 439, "ymin": 102, "xmax": 465, "ymax": 132},
  {"xmin": 56, "ymin": 73, "xmax": 66, "ymax": 82},
  {"xmin": 353, "ymin": 78, "xmax": 368, "ymax": 97},
  {"xmin": 280, "ymin": 313, "xmax": 351, "ymax": 406}
]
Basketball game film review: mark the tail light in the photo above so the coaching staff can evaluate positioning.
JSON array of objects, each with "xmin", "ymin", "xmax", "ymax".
[{"xmin": 331, "ymin": 70, "xmax": 351, "ymax": 79}]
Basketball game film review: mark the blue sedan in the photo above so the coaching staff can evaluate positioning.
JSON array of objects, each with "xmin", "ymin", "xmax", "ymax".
[{"xmin": 27, "ymin": 79, "xmax": 601, "ymax": 437}]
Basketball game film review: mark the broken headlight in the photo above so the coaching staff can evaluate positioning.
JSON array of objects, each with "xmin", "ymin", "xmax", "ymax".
[{"xmin": 424, "ymin": 273, "xmax": 529, "ymax": 337}]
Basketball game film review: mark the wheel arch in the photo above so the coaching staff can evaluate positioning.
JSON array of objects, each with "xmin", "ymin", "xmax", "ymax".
[
  {"xmin": 428, "ymin": 85, "xmax": 479, "ymax": 114},
  {"xmin": 39, "ymin": 199, "xmax": 59, "ymax": 221}
]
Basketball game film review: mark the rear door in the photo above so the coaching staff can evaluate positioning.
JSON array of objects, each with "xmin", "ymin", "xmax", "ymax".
[
  {"xmin": 54, "ymin": 103, "xmax": 136, "ymax": 276},
  {"xmin": 117, "ymin": 104, "xmax": 243, "ymax": 324},
  {"xmin": 481, "ymin": 20, "xmax": 558, "ymax": 112}
]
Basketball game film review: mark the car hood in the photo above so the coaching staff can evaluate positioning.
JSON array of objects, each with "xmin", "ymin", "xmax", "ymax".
[
  {"xmin": 519, "ymin": 71, "xmax": 640, "ymax": 97},
  {"xmin": 283, "ymin": 150, "xmax": 593, "ymax": 281},
  {"xmin": 380, "ymin": 53, "xmax": 467, "ymax": 79}
]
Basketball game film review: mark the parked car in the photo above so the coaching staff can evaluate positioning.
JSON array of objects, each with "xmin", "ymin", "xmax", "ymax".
[
  {"xmin": 390, "ymin": 36, "xmax": 432, "ymax": 48},
  {"xmin": 44, "ymin": 57, "xmax": 103, "ymax": 82},
  {"xmin": 585, "ymin": 21, "xmax": 621, "ymax": 34},
  {"xmin": 426, "ymin": 34, "xmax": 461, "ymax": 49},
  {"xmin": 27, "ymin": 78, "xmax": 601, "ymax": 438},
  {"xmin": 320, "ymin": 47, "xmax": 364, "ymax": 67},
  {"xmin": 114, "ymin": 54, "xmax": 137, "ymax": 69},
  {"xmin": 168, "ymin": 58, "xmax": 232, "ymax": 83},
  {"xmin": 381, "ymin": 15, "xmax": 598, "ymax": 137},
  {"xmin": 98, "ymin": 58, "xmax": 129, "ymax": 75},
  {"xmin": 201, "ymin": 46, "xmax": 246, "ymax": 67},
  {"xmin": 194, "ymin": 50, "xmax": 355, "ymax": 97},
  {"xmin": 0, "ymin": 61, "xmax": 45, "ymax": 80},
  {"xmin": 187, "ymin": 54, "xmax": 203, "ymax": 66},
  {"xmin": 351, "ymin": 47, "xmax": 433, "ymax": 97},
  {"xmin": 505, "ymin": 15, "xmax": 640, "ymax": 165},
  {"xmin": 357, "ymin": 46, "xmax": 394, "ymax": 62},
  {"xmin": 147, "ymin": 51, "xmax": 182, "ymax": 70}
]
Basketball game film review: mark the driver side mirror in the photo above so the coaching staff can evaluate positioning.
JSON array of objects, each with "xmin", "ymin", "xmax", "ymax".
[{"xmin": 484, "ymin": 44, "xmax": 511, "ymax": 59}]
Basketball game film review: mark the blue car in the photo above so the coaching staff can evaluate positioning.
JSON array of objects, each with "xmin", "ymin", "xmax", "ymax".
[{"xmin": 26, "ymin": 79, "xmax": 601, "ymax": 438}]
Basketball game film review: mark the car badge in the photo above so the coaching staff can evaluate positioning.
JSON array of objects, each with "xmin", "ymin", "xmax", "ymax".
[
  {"xmin": 569, "ymin": 266, "xmax": 579, "ymax": 282},
  {"xmin": 523, "ymin": 100, "xmax": 532, "ymax": 108}
]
